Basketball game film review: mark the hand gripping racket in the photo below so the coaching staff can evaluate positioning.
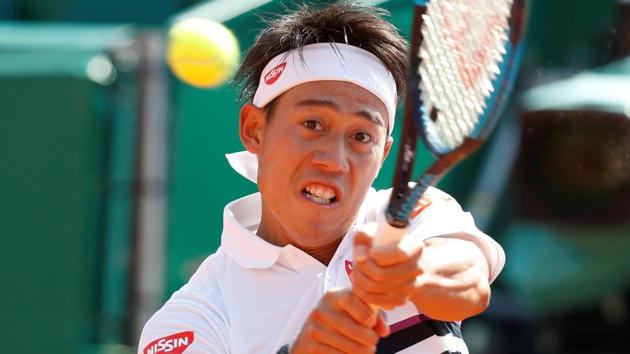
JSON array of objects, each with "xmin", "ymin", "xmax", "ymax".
[{"xmin": 373, "ymin": 0, "xmax": 528, "ymax": 247}]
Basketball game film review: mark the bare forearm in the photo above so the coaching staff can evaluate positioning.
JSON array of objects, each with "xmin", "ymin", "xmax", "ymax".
[{"xmin": 410, "ymin": 235, "xmax": 490, "ymax": 321}]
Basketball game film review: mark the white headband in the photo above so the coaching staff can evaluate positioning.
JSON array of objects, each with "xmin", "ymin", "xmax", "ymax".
[
  {"xmin": 230, "ymin": 43, "xmax": 398, "ymax": 184},
  {"xmin": 253, "ymin": 42, "xmax": 398, "ymax": 133}
]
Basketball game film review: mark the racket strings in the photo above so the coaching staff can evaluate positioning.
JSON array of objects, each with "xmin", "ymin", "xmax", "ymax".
[
  {"xmin": 420, "ymin": 13, "xmax": 473, "ymax": 150},
  {"xmin": 422, "ymin": 3, "xmax": 465, "ymax": 137},
  {"xmin": 420, "ymin": 22, "xmax": 470, "ymax": 150},
  {"xmin": 418, "ymin": 0, "xmax": 513, "ymax": 153},
  {"xmin": 433, "ymin": 1, "xmax": 480, "ymax": 132},
  {"xmin": 423, "ymin": 3, "xmax": 468, "ymax": 145},
  {"xmin": 419, "ymin": 18, "xmax": 465, "ymax": 149}
]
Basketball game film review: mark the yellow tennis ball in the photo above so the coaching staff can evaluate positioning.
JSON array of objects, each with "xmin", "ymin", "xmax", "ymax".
[{"xmin": 167, "ymin": 18, "xmax": 240, "ymax": 88}]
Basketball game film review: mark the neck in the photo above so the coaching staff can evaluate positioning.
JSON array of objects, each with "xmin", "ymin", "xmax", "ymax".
[
  {"xmin": 256, "ymin": 225, "xmax": 343, "ymax": 266},
  {"xmin": 299, "ymin": 237, "xmax": 343, "ymax": 266}
]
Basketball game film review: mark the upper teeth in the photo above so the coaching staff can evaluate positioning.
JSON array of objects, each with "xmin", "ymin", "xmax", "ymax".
[{"xmin": 305, "ymin": 184, "xmax": 336, "ymax": 200}]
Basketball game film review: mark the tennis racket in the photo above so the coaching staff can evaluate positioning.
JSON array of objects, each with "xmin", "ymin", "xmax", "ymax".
[{"xmin": 374, "ymin": 0, "xmax": 528, "ymax": 246}]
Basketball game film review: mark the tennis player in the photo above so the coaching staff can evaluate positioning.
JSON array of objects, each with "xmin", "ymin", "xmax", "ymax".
[{"xmin": 139, "ymin": 2, "xmax": 505, "ymax": 353}]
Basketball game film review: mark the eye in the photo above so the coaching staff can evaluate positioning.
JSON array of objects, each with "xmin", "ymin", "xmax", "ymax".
[
  {"xmin": 352, "ymin": 131, "xmax": 373, "ymax": 143},
  {"xmin": 303, "ymin": 119, "xmax": 324, "ymax": 131}
]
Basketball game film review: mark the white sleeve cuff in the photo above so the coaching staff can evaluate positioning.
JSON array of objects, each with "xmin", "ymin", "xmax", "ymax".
[{"xmin": 407, "ymin": 191, "xmax": 506, "ymax": 284}]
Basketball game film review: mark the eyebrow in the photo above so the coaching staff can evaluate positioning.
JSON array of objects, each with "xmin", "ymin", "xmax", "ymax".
[{"xmin": 296, "ymin": 98, "xmax": 385, "ymax": 128}]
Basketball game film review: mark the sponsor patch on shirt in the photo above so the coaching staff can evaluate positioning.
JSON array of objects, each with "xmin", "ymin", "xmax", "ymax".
[{"xmin": 144, "ymin": 331, "xmax": 194, "ymax": 354}]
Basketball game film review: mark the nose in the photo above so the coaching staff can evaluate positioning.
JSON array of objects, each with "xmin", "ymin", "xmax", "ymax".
[{"xmin": 310, "ymin": 136, "xmax": 350, "ymax": 174}]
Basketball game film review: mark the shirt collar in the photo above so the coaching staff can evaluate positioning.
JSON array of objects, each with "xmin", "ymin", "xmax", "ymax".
[
  {"xmin": 221, "ymin": 193, "xmax": 283, "ymax": 269},
  {"xmin": 221, "ymin": 188, "xmax": 378, "ymax": 270}
]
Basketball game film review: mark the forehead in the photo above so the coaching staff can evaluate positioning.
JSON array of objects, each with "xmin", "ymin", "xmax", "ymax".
[{"xmin": 276, "ymin": 81, "xmax": 389, "ymax": 124}]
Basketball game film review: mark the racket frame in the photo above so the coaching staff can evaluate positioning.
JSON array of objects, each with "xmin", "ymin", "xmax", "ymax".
[{"xmin": 385, "ymin": 0, "xmax": 528, "ymax": 229}]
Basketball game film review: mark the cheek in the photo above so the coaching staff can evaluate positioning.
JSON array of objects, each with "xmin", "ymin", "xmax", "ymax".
[
  {"xmin": 259, "ymin": 130, "xmax": 303, "ymax": 180},
  {"xmin": 352, "ymin": 148, "xmax": 384, "ymax": 184}
]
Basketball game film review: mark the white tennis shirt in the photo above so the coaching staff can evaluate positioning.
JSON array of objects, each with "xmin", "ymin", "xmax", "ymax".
[{"xmin": 138, "ymin": 187, "xmax": 505, "ymax": 354}]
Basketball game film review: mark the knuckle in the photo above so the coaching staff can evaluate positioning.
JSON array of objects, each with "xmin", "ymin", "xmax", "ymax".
[
  {"xmin": 380, "ymin": 303, "xmax": 395, "ymax": 310},
  {"xmin": 355, "ymin": 348, "xmax": 374, "ymax": 354},
  {"xmin": 394, "ymin": 296, "xmax": 407, "ymax": 306},
  {"xmin": 383, "ymin": 301, "xmax": 400, "ymax": 310},
  {"xmin": 412, "ymin": 246, "xmax": 423, "ymax": 258},
  {"xmin": 365, "ymin": 282, "xmax": 380, "ymax": 293},
  {"xmin": 394, "ymin": 247, "xmax": 409, "ymax": 259},
  {"xmin": 365, "ymin": 330, "xmax": 379, "ymax": 345},
  {"xmin": 305, "ymin": 325, "xmax": 323, "ymax": 340},
  {"xmin": 369, "ymin": 268, "xmax": 386, "ymax": 281},
  {"xmin": 411, "ymin": 266, "xmax": 423, "ymax": 277},
  {"xmin": 366, "ymin": 295, "xmax": 383, "ymax": 307},
  {"xmin": 323, "ymin": 291, "xmax": 338, "ymax": 304},
  {"xmin": 370, "ymin": 253, "xmax": 386, "ymax": 265},
  {"xmin": 414, "ymin": 273, "xmax": 429, "ymax": 288},
  {"xmin": 357, "ymin": 278, "xmax": 378, "ymax": 292},
  {"xmin": 379, "ymin": 296, "xmax": 405, "ymax": 310},
  {"xmin": 351, "ymin": 272, "xmax": 365, "ymax": 288},
  {"xmin": 378, "ymin": 298, "xmax": 392, "ymax": 307},
  {"xmin": 337, "ymin": 292, "xmax": 350, "ymax": 308},
  {"xmin": 310, "ymin": 309, "xmax": 325, "ymax": 323},
  {"xmin": 355, "ymin": 231, "xmax": 370, "ymax": 240},
  {"xmin": 352, "ymin": 286, "xmax": 366, "ymax": 297},
  {"xmin": 400, "ymin": 282, "xmax": 416, "ymax": 295},
  {"xmin": 353, "ymin": 288, "xmax": 371, "ymax": 305},
  {"xmin": 347, "ymin": 342, "xmax": 370, "ymax": 354}
]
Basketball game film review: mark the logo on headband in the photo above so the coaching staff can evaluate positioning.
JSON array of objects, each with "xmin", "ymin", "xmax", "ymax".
[{"xmin": 264, "ymin": 62, "xmax": 287, "ymax": 85}]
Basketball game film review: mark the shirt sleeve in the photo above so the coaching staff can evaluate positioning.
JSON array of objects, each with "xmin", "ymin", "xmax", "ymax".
[
  {"xmin": 406, "ymin": 187, "xmax": 506, "ymax": 283},
  {"xmin": 138, "ymin": 298, "xmax": 229, "ymax": 354}
]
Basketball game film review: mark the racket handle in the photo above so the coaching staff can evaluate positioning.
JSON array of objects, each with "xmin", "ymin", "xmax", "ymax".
[{"xmin": 373, "ymin": 210, "xmax": 407, "ymax": 248}]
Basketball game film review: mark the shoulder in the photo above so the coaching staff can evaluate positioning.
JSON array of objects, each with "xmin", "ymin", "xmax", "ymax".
[
  {"xmin": 367, "ymin": 186, "xmax": 505, "ymax": 283},
  {"xmin": 362, "ymin": 186, "xmax": 470, "ymax": 240},
  {"xmin": 363, "ymin": 186, "xmax": 461, "ymax": 221},
  {"xmin": 406, "ymin": 188, "xmax": 506, "ymax": 283},
  {"xmin": 139, "ymin": 304, "xmax": 229, "ymax": 354},
  {"xmin": 138, "ymin": 252, "xmax": 230, "ymax": 354}
]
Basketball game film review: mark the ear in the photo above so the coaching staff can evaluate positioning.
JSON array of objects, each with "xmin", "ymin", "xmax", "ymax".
[
  {"xmin": 380, "ymin": 136, "xmax": 394, "ymax": 167},
  {"xmin": 239, "ymin": 103, "xmax": 266, "ymax": 154}
]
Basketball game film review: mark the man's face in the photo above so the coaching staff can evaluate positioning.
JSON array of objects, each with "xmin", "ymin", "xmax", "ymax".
[{"xmin": 241, "ymin": 81, "xmax": 392, "ymax": 250}]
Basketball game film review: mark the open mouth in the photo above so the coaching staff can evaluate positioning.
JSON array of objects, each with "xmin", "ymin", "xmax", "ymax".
[{"xmin": 302, "ymin": 183, "xmax": 338, "ymax": 205}]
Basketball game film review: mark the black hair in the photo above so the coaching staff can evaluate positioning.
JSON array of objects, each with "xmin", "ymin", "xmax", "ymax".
[{"xmin": 233, "ymin": 0, "xmax": 408, "ymax": 111}]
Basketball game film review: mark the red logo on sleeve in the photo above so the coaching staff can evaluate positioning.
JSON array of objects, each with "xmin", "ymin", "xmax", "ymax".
[
  {"xmin": 264, "ymin": 62, "xmax": 287, "ymax": 85},
  {"xmin": 410, "ymin": 196, "xmax": 433, "ymax": 219},
  {"xmin": 144, "ymin": 331, "xmax": 194, "ymax": 354}
]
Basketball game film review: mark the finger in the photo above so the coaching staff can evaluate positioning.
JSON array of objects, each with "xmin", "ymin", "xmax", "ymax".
[
  {"xmin": 312, "ymin": 343, "xmax": 347, "ymax": 354},
  {"xmin": 316, "ymin": 307, "xmax": 380, "ymax": 347},
  {"xmin": 351, "ymin": 267, "xmax": 416, "ymax": 296},
  {"xmin": 374, "ymin": 312, "xmax": 390, "ymax": 338},
  {"xmin": 354, "ymin": 258, "xmax": 423, "ymax": 285},
  {"xmin": 333, "ymin": 291, "xmax": 379, "ymax": 327},
  {"xmin": 292, "ymin": 334, "xmax": 347, "ymax": 354},
  {"xmin": 355, "ymin": 244, "xmax": 370, "ymax": 263},
  {"xmin": 352, "ymin": 285, "xmax": 407, "ymax": 310},
  {"xmin": 353, "ymin": 225, "xmax": 376, "ymax": 263},
  {"xmin": 319, "ymin": 293, "xmax": 379, "ymax": 345},
  {"xmin": 309, "ymin": 322, "xmax": 377, "ymax": 354},
  {"xmin": 369, "ymin": 237, "xmax": 424, "ymax": 266}
]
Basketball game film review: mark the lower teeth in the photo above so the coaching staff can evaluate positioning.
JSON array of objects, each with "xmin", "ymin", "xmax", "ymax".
[{"xmin": 306, "ymin": 192, "xmax": 332, "ymax": 204}]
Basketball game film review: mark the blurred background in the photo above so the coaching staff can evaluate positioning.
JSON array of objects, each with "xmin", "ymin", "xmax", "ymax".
[{"xmin": 1, "ymin": 0, "xmax": 629, "ymax": 353}]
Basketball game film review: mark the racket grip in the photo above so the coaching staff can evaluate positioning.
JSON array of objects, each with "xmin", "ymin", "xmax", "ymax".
[{"xmin": 372, "ymin": 210, "xmax": 407, "ymax": 248}]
